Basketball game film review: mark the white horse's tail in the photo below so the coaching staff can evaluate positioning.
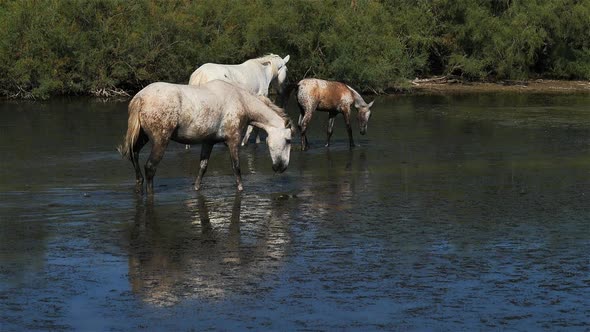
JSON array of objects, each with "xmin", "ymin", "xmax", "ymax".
[
  {"xmin": 117, "ymin": 97, "xmax": 143, "ymax": 160},
  {"xmin": 188, "ymin": 68, "xmax": 209, "ymax": 86}
]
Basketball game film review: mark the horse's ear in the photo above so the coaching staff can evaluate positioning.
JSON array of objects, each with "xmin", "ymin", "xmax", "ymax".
[
  {"xmin": 367, "ymin": 101, "xmax": 374, "ymax": 108},
  {"xmin": 283, "ymin": 55, "xmax": 290, "ymax": 63}
]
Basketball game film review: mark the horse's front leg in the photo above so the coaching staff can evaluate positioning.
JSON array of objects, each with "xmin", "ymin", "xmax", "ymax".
[
  {"xmin": 325, "ymin": 112, "xmax": 337, "ymax": 147},
  {"xmin": 342, "ymin": 108, "xmax": 355, "ymax": 148},
  {"xmin": 228, "ymin": 142, "xmax": 244, "ymax": 191},
  {"xmin": 194, "ymin": 143, "xmax": 214, "ymax": 191}
]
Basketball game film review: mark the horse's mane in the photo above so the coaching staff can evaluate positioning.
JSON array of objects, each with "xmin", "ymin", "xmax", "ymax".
[
  {"xmin": 252, "ymin": 54, "xmax": 283, "ymax": 76},
  {"xmin": 253, "ymin": 54, "xmax": 281, "ymax": 63},
  {"xmin": 256, "ymin": 95, "xmax": 293, "ymax": 129},
  {"xmin": 345, "ymin": 84, "xmax": 367, "ymax": 107}
]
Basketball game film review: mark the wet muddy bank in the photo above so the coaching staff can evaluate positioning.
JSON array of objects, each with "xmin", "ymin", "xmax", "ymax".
[{"xmin": 408, "ymin": 78, "xmax": 590, "ymax": 94}]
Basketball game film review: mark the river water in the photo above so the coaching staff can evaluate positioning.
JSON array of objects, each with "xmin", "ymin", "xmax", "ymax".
[{"xmin": 1, "ymin": 93, "xmax": 589, "ymax": 330}]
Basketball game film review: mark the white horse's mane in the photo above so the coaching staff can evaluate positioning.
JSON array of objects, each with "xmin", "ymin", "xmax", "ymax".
[{"xmin": 251, "ymin": 54, "xmax": 284, "ymax": 76}]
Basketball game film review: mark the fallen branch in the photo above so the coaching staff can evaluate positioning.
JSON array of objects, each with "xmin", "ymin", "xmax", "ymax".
[
  {"xmin": 91, "ymin": 87, "xmax": 131, "ymax": 98},
  {"xmin": 411, "ymin": 76, "xmax": 449, "ymax": 85}
]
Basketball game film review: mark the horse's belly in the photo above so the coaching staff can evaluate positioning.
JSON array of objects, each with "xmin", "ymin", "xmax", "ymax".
[{"xmin": 173, "ymin": 127, "xmax": 222, "ymax": 144}]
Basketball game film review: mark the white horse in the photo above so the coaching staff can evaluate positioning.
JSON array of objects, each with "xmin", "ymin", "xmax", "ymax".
[
  {"xmin": 188, "ymin": 54, "xmax": 290, "ymax": 146},
  {"xmin": 118, "ymin": 80, "xmax": 293, "ymax": 194}
]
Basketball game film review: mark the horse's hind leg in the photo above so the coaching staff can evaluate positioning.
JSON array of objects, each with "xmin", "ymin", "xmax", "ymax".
[
  {"xmin": 241, "ymin": 125, "xmax": 257, "ymax": 146},
  {"xmin": 253, "ymin": 127, "xmax": 262, "ymax": 144},
  {"xmin": 132, "ymin": 132, "xmax": 149, "ymax": 193},
  {"xmin": 194, "ymin": 143, "xmax": 214, "ymax": 191},
  {"xmin": 144, "ymin": 138, "xmax": 169, "ymax": 195}
]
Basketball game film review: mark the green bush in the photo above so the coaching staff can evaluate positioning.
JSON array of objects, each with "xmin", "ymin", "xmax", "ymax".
[{"xmin": 0, "ymin": 0, "xmax": 588, "ymax": 99}]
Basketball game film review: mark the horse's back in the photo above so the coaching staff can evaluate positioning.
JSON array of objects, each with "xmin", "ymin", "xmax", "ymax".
[
  {"xmin": 297, "ymin": 78, "xmax": 353, "ymax": 111},
  {"xmin": 189, "ymin": 63, "xmax": 246, "ymax": 86},
  {"xmin": 190, "ymin": 61, "xmax": 268, "ymax": 95},
  {"xmin": 189, "ymin": 63, "xmax": 228, "ymax": 86},
  {"xmin": 134, "ymin": 81, "xmax": 246, "ymax": 143}
]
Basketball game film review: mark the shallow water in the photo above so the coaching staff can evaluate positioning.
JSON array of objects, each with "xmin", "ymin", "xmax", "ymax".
[{"xmin": 1, "ymin": 94, "xmax": 590, "ymax": 330}]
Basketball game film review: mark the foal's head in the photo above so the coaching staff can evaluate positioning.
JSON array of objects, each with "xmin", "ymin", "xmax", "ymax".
[{"xmin": 356, "ymin": 100, "xmax": 374, "ymax": 135}]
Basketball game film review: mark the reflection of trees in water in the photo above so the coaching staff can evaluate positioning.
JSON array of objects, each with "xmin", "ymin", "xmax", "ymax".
[
  {"xmin": 0, "ymin": 215, "xmax": 47, "ymax": 285},
  {"xmin": 128, "ymin": 193, "xmax": 291, "ymax": 306},
  {"xmin": 296, "ymin": 149, "xmax": 371, "ymax": 220}
]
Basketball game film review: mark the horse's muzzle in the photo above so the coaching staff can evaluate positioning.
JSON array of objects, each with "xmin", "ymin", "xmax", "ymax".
[
  {"xmin": 272, "ymin": 162, "xmax": 288, "ymax": 173},
  {"xmin": 360, "ymin": 128, "xmax": 367, "ymax": 135}
]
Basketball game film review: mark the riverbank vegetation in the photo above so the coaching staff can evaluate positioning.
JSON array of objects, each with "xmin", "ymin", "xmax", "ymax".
[{"xmin": 1, "ymin": 0, "xmax": 589, "ymax": 99}]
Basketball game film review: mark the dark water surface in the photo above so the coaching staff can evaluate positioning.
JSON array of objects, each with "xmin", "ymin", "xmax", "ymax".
[{"xmin": 1, "ymin": 94, "xmax": 590, "ymax": 330}]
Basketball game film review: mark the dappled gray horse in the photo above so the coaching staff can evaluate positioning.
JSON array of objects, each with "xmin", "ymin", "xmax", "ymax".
[
  {"xmin": 296, "ymin": 78, "xmax": 374, "ymax": 150},
  {"xmin": 118, "ymin": 80, "xmax": 293, "ymax": 194}
]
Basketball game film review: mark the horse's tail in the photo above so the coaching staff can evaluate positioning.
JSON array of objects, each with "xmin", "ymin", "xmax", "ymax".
[
  {"xmin": 117, "ymin": 97, "xmax": 143, "ymax": 160},
  {"xmin": 188, "ymin": 68, "xmax": 208, "ymax": 86}
]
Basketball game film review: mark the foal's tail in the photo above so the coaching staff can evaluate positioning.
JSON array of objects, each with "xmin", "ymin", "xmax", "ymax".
[
  {"xmin": 278, "ymin": 82, "xmax": 298, "ymax": 108},
  {"xmin": 117, "ymin": 97, "xmax": 143, "ymax": 160}
]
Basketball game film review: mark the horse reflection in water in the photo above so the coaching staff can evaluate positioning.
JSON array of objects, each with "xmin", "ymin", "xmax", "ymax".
[{"xmin": 127, "ymin": 194, "xmax": 291, "ymax": 306}]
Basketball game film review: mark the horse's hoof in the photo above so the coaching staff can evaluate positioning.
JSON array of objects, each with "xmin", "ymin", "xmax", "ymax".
[{"xmin": 237, "ymin": 185, "xmax": 244, "ymax": 192}]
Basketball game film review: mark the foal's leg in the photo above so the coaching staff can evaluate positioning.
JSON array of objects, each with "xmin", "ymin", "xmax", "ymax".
[
  {"xmin": 299, "ymin": 109, "xmax": 315, "ymax": 151},
  {"xmin": 194, "ymin": 143, "xmax": 214, "ymax": 191},
  {"xmin": 325, "ymin": 112, "xmax": 337, "ymax": 147},
  {"xmin": 227, "ymin": 141, "xmax": 244, "ymax": 191},
  {"xmin": 144, "ymin": 138, "xmax": 169, "ymax": 195},
  {"xmin": 342, "ymin": 106, "xmax": 355, "ymax": 148}
]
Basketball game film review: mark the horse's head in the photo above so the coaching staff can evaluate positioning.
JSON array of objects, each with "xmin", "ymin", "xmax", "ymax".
[
  {"xmin": 268, "ymin": 54, "xmax": 290, "ymax": 94},
  {"xmin": 356, "ymin": 100, "xmax": 374, "ymax": 135},
  {"xmin": 266, "ymin": 119, "xmax": 293, "ymax": 173}
]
